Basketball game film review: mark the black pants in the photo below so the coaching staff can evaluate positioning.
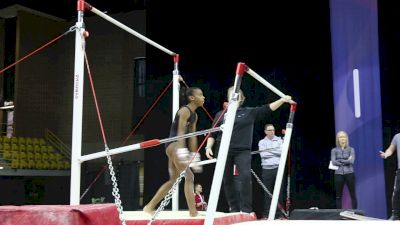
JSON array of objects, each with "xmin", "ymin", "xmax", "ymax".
[
  {"xmin": 223, "ymin": 150, "xmax": 252, "ymax": 213},
  {"xmin": 334, "ymin": 173, "xmax": 357, "ymax": 209},
  {"xmin": 392, "ymin": 169, "xmax": 400, "ymax": 212},
  {"xmin": 261, "ymin": 168, "xmax": 285, "ymax": 217}
]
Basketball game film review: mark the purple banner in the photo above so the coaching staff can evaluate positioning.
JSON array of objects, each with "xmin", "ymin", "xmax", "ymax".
[{"xmin": 330, "ymin": 0, "xmax": 386, "ymax": 218}]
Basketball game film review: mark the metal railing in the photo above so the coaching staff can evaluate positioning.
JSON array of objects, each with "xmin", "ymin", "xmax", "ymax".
[{"xmin": 44, "ymin": 128, "xmax": 71, "ymax": 160}]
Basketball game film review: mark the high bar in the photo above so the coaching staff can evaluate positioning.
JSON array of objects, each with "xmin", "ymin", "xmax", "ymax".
[
  {"xmin": 84, "ymin": 2, "xmax": 176, "ymax": 56},
  {"xmin": 246, "ymin": 67, "xmax": 296, "ymax": 104}
]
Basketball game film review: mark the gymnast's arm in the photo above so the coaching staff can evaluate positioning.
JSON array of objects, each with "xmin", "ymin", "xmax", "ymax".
[
  {"xmin": 176, "ymin": 107, "xmax": 191, "ymax": 149},
  {"xmin": 188, "ymin": 114, "xmax": 199, "ymax": 153}
]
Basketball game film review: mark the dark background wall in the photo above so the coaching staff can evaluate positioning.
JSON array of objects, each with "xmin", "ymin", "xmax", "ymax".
[
  {"xmin": 0, "ymin": 0, "xmax": 399, "ymax": 218},
  {"xmin": 377, "ymin": 0, "xmax": 400, "ymax": 215},
  {"xmin": 143, "ymin": 0, "xmax": 400, "ymax": 216},
  {"xmin": 144, "ymin": 0, "xmax": 336, "ymax": 214},
  {"xmin": 12, "ymin": 10, "xmax": 146, "ymax": 150},
  {"xmin": 0, "ymin": 8, "xmax": 146, "ymax": 207}
]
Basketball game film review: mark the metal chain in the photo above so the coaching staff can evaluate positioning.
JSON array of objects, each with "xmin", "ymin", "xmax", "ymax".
[
  {"xmin": 105, "ymin": 145, "xmax": 126, "ymax": 225},
  {"xmin": 250, "ymin": 169, "xmax": 288, "ymax": 217},
  {"xmin": 65, "ymin": 25, "xmax": 77, "ymax": 35},
  {"xmin": 286, "ymin": 175, "xmax": 291, "ymax": 217},
  {"xmin": 147, "ymin": 170, "xmax": 186, "ymax": 225}
]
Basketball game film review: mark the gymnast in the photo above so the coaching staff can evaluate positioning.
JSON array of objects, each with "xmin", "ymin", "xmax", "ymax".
[{"xmin": 144, "ymin": 86, "xmax": 205, "ymax": 217}]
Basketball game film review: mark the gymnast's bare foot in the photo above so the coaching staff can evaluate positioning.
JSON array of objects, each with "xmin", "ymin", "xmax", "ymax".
[
  {"xmin": 189, "ymin": 210, "xmax": 199, "ymax": 217},
  {"xmin": 143, "ymin": 205, "xmax": 154, "ymax": 216}
]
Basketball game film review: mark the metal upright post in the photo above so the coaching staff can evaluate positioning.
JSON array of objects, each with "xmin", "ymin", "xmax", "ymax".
[
  {"xmin": 172, "ymin": 54, "xmax": 180, "ymax": 211},
  {"xmin": 70, "ymin": 0, "xmax": 86, "ymax": 205},
  {"xmin": 268, "ymin": 104, "xmax": 296, "ymax": 220},
  {"xmin": 204, "ymin": 63, "xmax": 246, "ymax": 225}
]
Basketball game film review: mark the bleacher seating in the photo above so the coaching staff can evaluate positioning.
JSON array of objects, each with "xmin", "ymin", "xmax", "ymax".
[
  {"xmin": 25, "ymin": 137, "xmax": 32, "ymax": 145},
  {"xmin": 0, "ymin": 135, "xmax": 70, "ymax": 170},
  {"xmin": 18, "ymin": 137, "xmax": 26, "ymax": 145}
]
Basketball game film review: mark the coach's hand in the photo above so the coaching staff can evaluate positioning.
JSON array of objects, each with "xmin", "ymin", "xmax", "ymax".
[{"xmin": 205, "ymin": 146, "xmax": 214, "ymax": 159}]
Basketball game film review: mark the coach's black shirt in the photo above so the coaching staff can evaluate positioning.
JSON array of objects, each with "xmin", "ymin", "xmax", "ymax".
[{"xmin": 211, "ymin": 104, "xmax": 272, "ymax": 152}]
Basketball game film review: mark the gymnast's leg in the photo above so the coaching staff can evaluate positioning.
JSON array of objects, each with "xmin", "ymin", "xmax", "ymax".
[{"xmin": 143, "ymin": 142, "xmax": 182, "ymax": 215}]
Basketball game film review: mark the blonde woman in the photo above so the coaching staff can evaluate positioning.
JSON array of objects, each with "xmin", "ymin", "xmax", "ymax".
[{"xmin": 330, "ymin": 131, "xmax": 357, "ymax": 209}]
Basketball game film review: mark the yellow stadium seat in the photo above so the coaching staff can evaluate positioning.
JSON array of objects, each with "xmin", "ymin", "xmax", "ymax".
[
  {"xmin": 63, "ymin": 160, "xmax": 71, "ymax": 170},
  {"xmin": 35, "ymin": 160, "xmax": 43, "ymax": 169},
  {"xmin": 41, "ymin": 152, "xmax": 49, "ymax": 161},
  {"xmin": 39, "ymin": 138, "xmax": 46, "ymax": 146},
  {"xmin": 40, "ymin": 146, "xmax": 47, "ymax": 153},
  {"xmin": 42, "ymin": 160, "xmax": 50, "ymax": 170},
  {"xmin": 34, "ymin": 152, "xmax": 42, "ymax": 161},
  {"xmin": 27, "ymin": 152, "xmax": 34, "ymax": 160},
  {"xmin": 56, "ymin": 160, "xmax": 64, "ymax": 170},
  {"xmin": 2, "ymin": 143, "xmax": 10, "ymax": 151},
  {"xmin": 19, "ymin": 159, "xmax": 28, "ymax": 169},
  {"xmin": 2, "ymin": 137, "xmax": 11, "ymax": 144},
  {"xmin": 55, "ymin": 153, "xmax": 62, "ymax": 161},
  {"xmin": 49, "ymin": 153, "xmax": 56, "ymax": 161},
  {"xmin": 3, "ymin": 150, "xmax": 12, "ymax": 160},
  {"xmin": 11, "ymin": 143, "xmax": 19, "ymax": 151},
  {"xmin": 11, "ymin": 151, "xmax": 19, "ymax": 160},
  {"xmin": 26, "ymin": 144, "xmax": 34, "ymax": 152},
  {"xmin": 18, "ymin": 137, "xmax": 26, "ymax": 145},
  {"xmin": 19, "ymin": 144, "xmax": 26, "ymax": 153},
  {"xmin": 28, "ymin": 159, "xmax": 35, "ymax": 169},
  {"xmin": 2, "ymin": 143, "xmax": 11, "ymax": 160},
  {"xmin": 19, "ymin": 151, "xmax": 27, "ymax": 160},
  {"xmin": 47, "ymin": 145, "xmax": 55, "ymax": 153},
  {"xmin": 25, "ymin": 137, "xmax": 32, "ymax": 145},
  {"xmin": 34, "ymin": 145, "xmax": 41, "ymax": 153},
  {"xmin": 32, "ymin": 138, "xmax": 39, "ymax": 146},
  {"xmin": 11, "ymin": 137, "xmax": 18, "ymax": 145},
  {"xmin": 11, "ymin": 159, "xmax": 19, "ymax": 169},
  {"xmin": 50, "ymin": 160, "xmax": 58, "ymax": 170}
]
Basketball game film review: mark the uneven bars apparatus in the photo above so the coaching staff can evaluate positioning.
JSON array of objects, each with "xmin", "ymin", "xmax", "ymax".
[
  {"xmin": 268, "ymin": 103, "xmax": 296, "ymax": 220},
  {"xmin": 71, "ymin": 0, "xmax": 182, "ymax": 208},
  {"xmin": 70, "ymin": 0, "xmax": 85, "ymax": 205},
  {"xmin": 246, "ymin": 67, "xmax": 297, "ymax": 220},
  {"xmin": 204, "ymin": 63, "xmax": 245, "ymax": 225},
  {"xmin": 204, "ymin": 63, "xmax": 296, "ymax": 225},
  {"xmin": 79, "ymin": 127, "xmax": 222, "ymax": 162}
]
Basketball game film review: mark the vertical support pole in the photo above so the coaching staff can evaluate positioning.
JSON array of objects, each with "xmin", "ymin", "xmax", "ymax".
[
  {"xmin": 268, "ymin": 104, "xmax": 296, "ymax": 220},
  {"xmin": 172, "ymin": 54, "xmax": 180, "ymax": 210},
  {"xmin": 204, "ymin": 62, "xmax": 246, "ymax": 225},
  {"xmin": 70, "ymin": 0, "xmax": 86, "ymax": 205}
]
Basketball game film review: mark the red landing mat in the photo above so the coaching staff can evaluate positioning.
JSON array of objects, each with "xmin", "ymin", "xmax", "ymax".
[
  {"xmin": 0, "ymin": 204, "xmax": 257, "ymax": 225},
  {"xmin": 125, "ymin": 211, "xmax": 258, "ymax": 225},
  {"xmin": 0, "ymin": 203, "xmax": 120, "ymax": 225}
]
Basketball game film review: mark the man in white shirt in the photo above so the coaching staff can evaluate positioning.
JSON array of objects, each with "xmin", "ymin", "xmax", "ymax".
[{"xmin": 259, "ymin": 124, "xmax": 285, "ymax": 219}]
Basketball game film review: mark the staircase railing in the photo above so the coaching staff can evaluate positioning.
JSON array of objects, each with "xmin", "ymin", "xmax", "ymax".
[{"xmin": 44, "ymin": 128, "xmax": 71, "ymax": 160}]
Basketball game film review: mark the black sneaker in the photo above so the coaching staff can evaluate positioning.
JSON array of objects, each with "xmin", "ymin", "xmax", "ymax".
[{"xmin": 388, "ymin": 214, "xmax": 399, "ymax": 220}]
